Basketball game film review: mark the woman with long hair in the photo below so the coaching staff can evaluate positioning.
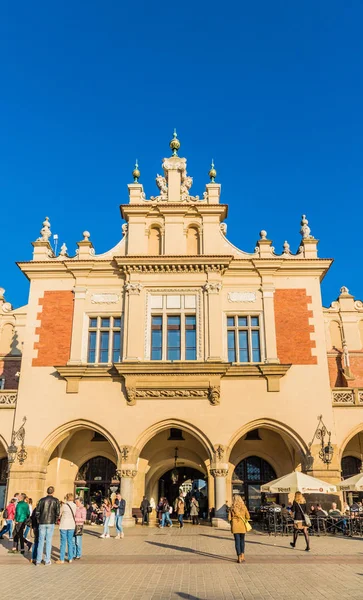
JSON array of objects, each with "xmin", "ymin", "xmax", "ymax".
[
  {"xmin": 100, "ymin": 499, "xmax": 112, "ymax": 538},
  {"xmin": 228, "ymin": 494, "xmax": 250, "ymax": 563},
  {"xmin": 290, "ymin": 491, "xmax": 310, "ymax": 551}
]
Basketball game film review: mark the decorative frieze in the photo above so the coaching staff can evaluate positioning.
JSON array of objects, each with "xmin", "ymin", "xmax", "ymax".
[
  {"xmin": 124, "ymin": 283, "xmax": 143, "ymax": 295},
  {"xmin": 118, "ymin": 469, "xmax": 137, "ymax": 478},
  {"xmin": 227, "ymin": 291, "xmax": 256, "ymax": 303},
  {"xmin": 0, "ymin": 391, "xmax": 17, "ymax": 407},
  {"xmin": 203, "ymin": 283, "xmax": 222, "ymax": 294},
  {"xmin": 214, "ymin": 445, "xmax": 225, "ymax": 461}
]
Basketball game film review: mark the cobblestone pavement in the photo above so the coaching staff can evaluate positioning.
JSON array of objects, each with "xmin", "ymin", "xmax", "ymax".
[{"xmin": 1, "ymin": 523, "xmax": 363, "ymax": 599}]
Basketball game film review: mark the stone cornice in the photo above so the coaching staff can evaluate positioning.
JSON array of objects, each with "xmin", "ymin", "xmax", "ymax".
[
  {"xmin": 114, "ymin": 255, "xmax": 233, "ymax": 274},
  {"xmin": 120, "ymin": 203, "xmax": 228, "ymax": 220},
  {"xmin": 55, "ymin": 361, "xmax": 291, "ymax": 397}
]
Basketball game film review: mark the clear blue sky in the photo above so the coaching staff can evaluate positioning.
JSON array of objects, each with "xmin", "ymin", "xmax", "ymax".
[{"xmin": 1, "ymin": 1, "xmax": 362, "ymax": 308}]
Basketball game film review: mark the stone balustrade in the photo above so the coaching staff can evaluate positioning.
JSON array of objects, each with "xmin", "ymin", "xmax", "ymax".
[
  {"xmin": 332, "ymin": 387, "xmax": 363, "ymax": 406},
  {"xmin": 0, "ymin": 390, "xmax": 17, "ymax": 407}
]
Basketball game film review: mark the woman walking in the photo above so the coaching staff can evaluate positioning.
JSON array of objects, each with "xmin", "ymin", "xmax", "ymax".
[
  {"xmin": 56, "ymin": 493, "xmax": 76, "ymax": 564},
  {"xmin": 190, "ymin": 497, "xmax": 199, "ymax": 525},
  {"xmin": 228, "ymin": 494, "xmax": 250, "ymax": 563},
  {"xmin": 290, "ymin": 491, "xmax": 310, "ymax": 552},
  {"xmin": 100, "ymin": 499, "xmax": 112, "ymax": 538}
]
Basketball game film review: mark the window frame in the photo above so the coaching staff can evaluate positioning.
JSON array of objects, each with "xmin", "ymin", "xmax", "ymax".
[
  {"xmin": 226, "ymin": 313, "xmax": 264, "ymax": 364},
  {"xmin": 148, "ymin": 295, "xmax": 198, "ymax": 361},
  {"xmin": 87, "ymin": 315, "xmax": 123, "ymax": 365}
]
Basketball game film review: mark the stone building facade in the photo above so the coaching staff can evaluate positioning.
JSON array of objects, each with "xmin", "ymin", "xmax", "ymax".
[{"xmin": 1, "ymin": 134, "xmax": 363, "ymax": 525}]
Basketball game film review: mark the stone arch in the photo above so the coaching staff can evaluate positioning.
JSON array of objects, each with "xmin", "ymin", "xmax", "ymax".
[
  {"xmin": 339, "ymin": 424, "xmax": 363, "ymax": 462},
  {"xmin": 229, "ymin": 449, "xmax": 282, "ymax": 480},
  {"xmin": 41, "ymin": 419, "xmax": 120, "ymax": 462},
  {"xmin": 226, "ymin": 418, "xmax": 308, "ymax": 462},
  {"xmin": 134, "ymin": 419, "xmax": 214, "ymax": 461}
]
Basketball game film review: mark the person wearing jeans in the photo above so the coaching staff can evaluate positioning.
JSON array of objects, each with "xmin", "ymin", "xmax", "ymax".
[
  {"xmin": 177, "ymin": 495, "xmax": 185, "ymax": 529},
  {"xmin": 73, "ymin": 497, "xmax": 86, "ymax": 559},
  {"xmin": 113, "ymin": 493, "xmax": 126, "ymax": 539},
  {"xmin": 56, "ymin": 493, "xmax": 76, "ymax": 564},
  {"xmin": 0, "ymin": 498, "xmax": 16, "ymax": 540},
  {"xmin": 35, "ymin": 486, "xmax": 60, "ymax": 565}
]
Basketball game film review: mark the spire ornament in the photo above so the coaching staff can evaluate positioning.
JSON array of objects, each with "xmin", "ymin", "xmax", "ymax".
[
  {"xmin": 300, "ymin": 214, "xmax": 313, "ymax": 240},
  {"xmin": 169, "ymin": 129, "xmax": 180, "ymax": 156},
  {"xmin": 209, "ymin": 159, "xmax": 217, "ymax": 183},
  {"xmin": 38, "ymin": 216, "xmax": 51, "ymax": 242},
  {"xmin": 132, "ymin": 160, "xmax": 140, "ymax": 183}
]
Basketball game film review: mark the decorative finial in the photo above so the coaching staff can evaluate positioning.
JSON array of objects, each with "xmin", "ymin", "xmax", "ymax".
[
  {"xmin": 209, "ymin": 159, "xmax": 217, "ymax": 183},
  {"xmin": 283, "ymin": 240, "xmax": 290, "ymax": 253},
  {"xmin": 38, "ymin": 216, "xmax": 52, "ymax": 242},
  {"xmin": 82, "ymin": 231, "xmax": 90, "ymax": 241},
  {"xmin": 132, "ymin": 159, "xmax": 140, "ymax": 183},
  {"xmin": 169, "ymin": 128, "xmax": 181, "ymax": 156},
  {"xmin": 340, "ymin": 286, "xmax": 349, "ymax": 295},
  {"xmin": 300, "ymin": 214, "xmax": 312, "ymax": 239},
  {"xmin": 260, "ymin": 230, "xmax": 267, "ymax": 240},
  {"xmin": 59, "ymin": 243, "xmax": 68, "ymax": 256}
]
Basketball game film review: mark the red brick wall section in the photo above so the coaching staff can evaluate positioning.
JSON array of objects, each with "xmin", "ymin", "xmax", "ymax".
[
  {"xmin": 327, "ymin": 354, "xmax": 344, "ymax": 387},
  {"xmin": 347, "ymin": 355, "xmax": 363, "ymax": 388},
  {"xmin": 32, "ymin": 291, "xmax": 74, "ymax": 367},
  {"xmin": 274, "ymin": 289, "xmax": 317, "ymax": 365}
]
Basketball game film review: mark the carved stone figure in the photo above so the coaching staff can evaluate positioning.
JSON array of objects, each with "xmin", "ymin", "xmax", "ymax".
[
  {"xmin": 209, "ymin": 386, "xmax": 220, "ymax": 406},
  {"xmin": 156, "ymin": 174, "xmax": 168, "ymax": 194},
  {"xmin": 126, "ymin": 387, "xmax": 136, "ymax": 406},
  {"xmin": 122, "ymin": 223, "xmax": 128, "ymax": 237}
]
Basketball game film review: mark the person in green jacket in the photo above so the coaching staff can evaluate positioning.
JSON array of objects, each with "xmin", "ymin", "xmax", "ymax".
[{"xmin": 10, "ymin": 493, "xmax": 30, "ymax": 554}]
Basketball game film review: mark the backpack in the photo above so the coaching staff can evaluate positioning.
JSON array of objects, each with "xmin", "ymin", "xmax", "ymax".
[{"xmin": 3, "ymin": 508, "xmax": 8, "ymax": 519}]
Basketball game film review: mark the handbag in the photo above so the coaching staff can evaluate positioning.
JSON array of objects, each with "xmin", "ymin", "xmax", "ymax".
[
  {"xmin": 241, "ymin": 516, "xmax": 252, "ymax": 532},
  {"xmin": 147, "ymin": 506, "xmax": 152, "ymax": 513},
  {"xmin": 297, "ymin": 502, "xmax": 311, "ymax": 527},
  {"xmin": 67, "ymin": 503, "xmax": 83, "ymax": 537}
]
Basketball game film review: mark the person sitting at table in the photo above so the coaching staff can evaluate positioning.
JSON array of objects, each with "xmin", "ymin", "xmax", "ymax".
[
  {"xmin": 328, "ymin": 502, "xmax": 347, "ymax": 535},
  {"xmin": 342, "ymin": 501, "xmax": 350, "ymax": 515},
  {"xmin": 281, "ymin": 504, "xmax": 292, "ymax": 519},
  {"xmin": 329, "ymin": 502, "xmax": 342, "ymax": 517},
  {"xmin": 315, "ymin": 503, "xmax": 328, "ymax": 517},
  {"xmin": 309, "ymin": 505, "xmax": 316, "ymax": 516}
]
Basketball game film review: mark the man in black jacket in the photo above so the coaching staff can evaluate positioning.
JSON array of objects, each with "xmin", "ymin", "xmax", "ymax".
[
  {"xmin": 140, "ymin": 496, "xmax": 151, "ymax": 525},
  {"xmin": 35, "ymin": 486, "xmax": 60, "ymax": 566},
  {"xmin": 112, "ymin": 493, "xmax": 126, "ymax": 539}
]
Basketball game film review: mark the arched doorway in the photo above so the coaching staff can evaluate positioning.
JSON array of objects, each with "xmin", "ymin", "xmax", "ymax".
[
  {"xmin": 232, "ymin": 456, "xmax": 277, "ymax": 512},
  {"xmin": 76, "ymin": 456, "xmax": 117, "ymax": 504},
  {"xmin": 158, "ymin": 466, "xmax": 207, "ymax": 515}
]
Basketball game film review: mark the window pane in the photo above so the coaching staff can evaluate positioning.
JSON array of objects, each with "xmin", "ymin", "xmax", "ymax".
[
  {"xmin": 99, "ymin": 331, "xmax": 109, "ymax": 363},
  {"xmin": 238, "ymin": 316, "xmax": 248, "ymax": 327},
  {"xmin": 151, "ymin": 316, "xmax": 162, "ymax": 360},
  {"xmin": 251, "ymin": 330, "xmax": 261, "ymax": 362},
  {"xmin": 112, "ymin": 331, "xmax": 121, "ymax": 362},
  {"xmin": 238, "ymin": 330, "xmax": 249, "ymax": 362},
  {"xmin": 167, "ymin": 316, "xmax": 180, "ymax": 360},
  {"xmin": 227, "ymin": 317, "xmax": 235, "ymax": 327},
  {"xmin": 88, "ymin": 331, "xmax": 97, "ymax": 363},
  {"xmin": 89, "ymin": 318, "xmax": 97, "ymax": 328},
  {"xmin": 246, "ymin": 456, "xmax": 261, "ymax": 481},
  {"xmin": 113, "ymin": 317, "xmax": 121, "ymax": 328},
  {"xmin": 251, "ymin": 316, "xmax": 259, "ymax": 327},
  {"xmin": 228, "ymin": 330, "xmax": 236, "ymax": 362},
  {"xmin": 185, "ymin": 316, "xmax": 196, "ymax": 360},
  {"xmin": 101, "ymin": 318, "xmax": 110, "ymax": 328}
]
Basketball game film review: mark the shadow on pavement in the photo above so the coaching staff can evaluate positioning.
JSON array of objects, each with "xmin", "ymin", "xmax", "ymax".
[{"xmin": 146, "ymin": 540, "xmax": 235, "ymax": 562}]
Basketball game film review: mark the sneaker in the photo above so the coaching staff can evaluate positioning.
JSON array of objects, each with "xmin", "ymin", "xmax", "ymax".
[
  {"xmin": 115, "ymin": 534, "xmax": 120, "ymax": 539},
  {"xmin": 105, "ymin": 534, "xmax": 110, "ymax": 538},
  {"xmin": 169, "ymin": 524, "xmax": 173, "ymax": 528},
  {"xmin": 99, "ymin": 534, "xmax": 105, "ymax": 538},
  {"xmin": 8, "ymin": 549, "xmax": 18, "ymax": 554},
  {"xmin": 68, "ymin": 560, "xmax": 73, "ymax": 563},
  {"xmin": 55, "ymin": 560, "xmax": 64, "ymax": 564},
  {"xmin": 44, "ymin": 561, "xmax": 52, "ymax": 566},
  {"xmin": 120, "ymin": 532, "xmax": 124, "ymax": 539}
]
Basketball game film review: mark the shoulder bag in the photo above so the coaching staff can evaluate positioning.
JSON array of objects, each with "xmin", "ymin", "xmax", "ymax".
[
  {"xmin": 68, "ymin": 503, "xmax": 83, "ymax": 537},
  {"xmin": 297, "ymin": 502, "xmax": 311, "ymax": 527}
]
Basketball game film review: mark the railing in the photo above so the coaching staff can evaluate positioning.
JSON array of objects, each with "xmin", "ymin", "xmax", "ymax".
[
  {"xmin": 332, "ymin": 388, "xmax": 363, "ymax": 406},
  {"xmin": 0, "ymin": 390, "xmax": 17, "ymax": 408}
]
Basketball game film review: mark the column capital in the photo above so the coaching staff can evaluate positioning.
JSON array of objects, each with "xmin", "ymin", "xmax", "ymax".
[
  {"xmin": 203, "ymin": 283, "xmax": 222, "ymax": 294},
  {"xmin": 124, "ymin": 283, "xmax": 143, "ymax": 295},
  {"xmin": 210, "ymin": 468, "xmax": 228, "ymax": 478},
  {"xmin": 118, "ymin": 468, "xmax": 137, "ymax": 479}
]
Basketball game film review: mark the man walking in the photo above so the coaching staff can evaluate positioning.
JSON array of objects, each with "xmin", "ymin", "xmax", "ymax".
[
  {"xmin": 35, "ymin": 486, "xmax": 60, "ymax": 566},
  {"xmin": 140, "ymin": 495, "xmax": 150, "ymax": 525},
  {"xmin": 177, "ymin": 494, "xmax": 185, "ymax": 529},
  {"xmin": 0, "ymin": 498, "xmax": 16, "ymax": 540},
  {"xmin": 112, "ymin": 492, "xmax": 126, "ymax": 539}
]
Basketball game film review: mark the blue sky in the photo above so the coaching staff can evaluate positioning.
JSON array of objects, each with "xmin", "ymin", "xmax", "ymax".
[{"xmin": 1, "ymin": 1, "xmax": 362, "ymax": 308}]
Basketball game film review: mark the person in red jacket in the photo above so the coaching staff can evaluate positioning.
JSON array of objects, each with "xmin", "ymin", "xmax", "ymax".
[{"xmin": 0, "ymin": 498, "xmax": 16, "ymax": 540}]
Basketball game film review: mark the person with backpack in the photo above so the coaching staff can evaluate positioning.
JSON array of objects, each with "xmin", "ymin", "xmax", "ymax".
[
  {"xmin": 0, "ymin": 498, "xmax": 16, "ymax": 540},
  {"xmin": 160, "ymin": 498, "xmax": 173, "ymax": 528}
]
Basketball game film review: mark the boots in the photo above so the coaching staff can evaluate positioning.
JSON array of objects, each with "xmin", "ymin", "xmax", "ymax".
[
  {"xmin": 240, "ymin": 553, "xmax": 245, "ymax": 562},
  {"xmin": 237, "ymin": 555, "xmax": 241, "ymax": 563}
]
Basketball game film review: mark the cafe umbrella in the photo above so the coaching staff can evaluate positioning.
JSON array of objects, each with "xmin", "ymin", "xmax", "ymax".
[
  {"xmin": 261, "ymin": 471, "xmax": 337, "ymax": 494},
  {"xmin": 337, "ymin": 473, "xmax": 363, "ymax": 492}
]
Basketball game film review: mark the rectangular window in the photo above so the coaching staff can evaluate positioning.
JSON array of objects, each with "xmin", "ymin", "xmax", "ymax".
[
  {"xmin": 227, "ymin": 315, "xmax": 261, "ymax": 363},
  {"xmin": 151, "ymin": 316, "xmax": 163, "ymax": 360},
  {"xmin": 149, "ymin": 294, "xmax": 198, "ymax": 361},
  {"xmin": 167, "ymin": 315, "xmax": 181, "ymax": 361},
  {"xmin": 87, "ymin": 316, "xmax": 122, "ymax": 364},
  {"xmin": 185, "ymin": 315, "xmax": 196, "ymax": 360}
]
